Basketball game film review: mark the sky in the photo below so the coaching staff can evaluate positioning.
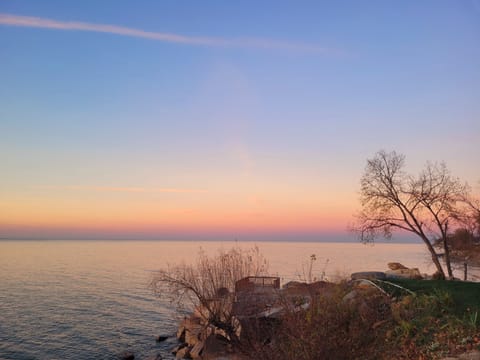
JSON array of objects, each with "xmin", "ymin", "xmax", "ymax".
[{"xmin": 0, "ymin": 1, "xmax": 479, "ymax": 240}]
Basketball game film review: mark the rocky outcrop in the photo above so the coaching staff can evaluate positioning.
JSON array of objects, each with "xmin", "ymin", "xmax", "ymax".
[
  {"xmin": 385, "ymin": 267, "xmax": 422, "ymax": 280},
  {"xmin": 387, "ymin": 262, "xmax": 409, "ymax": 270},
  {"xmin": 351, "ymin": 271, "xmax": 386, "ymax": 280},
  {"xmin": 172, "ymin": 309, "xmax": 233, "ymax": 359},
  {"xmin": 146, "ymin": 355, "xmax": 163, "ymax": 360},
  {"xmin": 350, "ymin": 263, "xmax": 424, "ymax": 281}
]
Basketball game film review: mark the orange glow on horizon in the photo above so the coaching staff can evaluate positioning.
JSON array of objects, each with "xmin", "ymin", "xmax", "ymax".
[
  {"xmin": 1, "ymin": 201, "xmax": 352, "ymax": 236},
  {"xmin": 1, "ymin": 180, "xmax": 358, "ymax": 238}
]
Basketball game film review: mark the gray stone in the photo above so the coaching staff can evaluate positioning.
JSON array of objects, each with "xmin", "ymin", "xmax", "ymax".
[
  {"xmin": 342, "ymin": 290, "xmax": 358, "ymax": 303},
  {"xmin": 146, "ymin": 355, "xmax": 163, "ymax": 360},
  {"xmin": 172, "ymin": 343, "xmax": 188, "ymax": 355},
  {"xmin": 385, "ymin": 268, "xmax": 422, "ymax": 280},
  {"xmin": 351, "ymin": 271, "xmax": 386, "ymax": 280}
]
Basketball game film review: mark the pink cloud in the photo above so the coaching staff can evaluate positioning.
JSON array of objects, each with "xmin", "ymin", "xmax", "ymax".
[
  {"xmin": 0, "ymin": 13, "xmax": 332, "ymax": 53},
  {"xmin": 34, "ymin": 185, "xmax": 207, "ymax": 194}
]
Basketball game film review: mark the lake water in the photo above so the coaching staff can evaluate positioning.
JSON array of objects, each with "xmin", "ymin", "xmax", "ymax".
[{"xmin": 0, "ymin": 240, "xmax": 476, "ymax": 359}]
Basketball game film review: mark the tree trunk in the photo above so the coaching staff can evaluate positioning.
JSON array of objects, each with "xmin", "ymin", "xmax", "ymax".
[
  {"xmin": 422, "ymin": 236, "xmax": 446, "ymax": 279},
  {"xmin": 442, "ymin": 235, "xmax": 453, "ymax": 279}
]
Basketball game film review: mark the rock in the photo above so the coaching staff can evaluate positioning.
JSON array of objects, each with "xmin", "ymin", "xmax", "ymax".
[
  {"xmin": 283, "ymin": 281, "xmax": 305, "ymax": 289},
  {"xmin": 177, "ymin": 319, "xmax": 187, "ymax": 342},
  {"xmin": 351, "ymin": 271, "xmax": 386, "ymax": 280},
  {"xmin": 185, "ymin": 323, "xmax": 203, "ymax": 346},
  {"xmin": 352, "ymin": 279, "xmax": 380, "ymax": 290},
  {"xmin": 385, "ymin": 268, "xmax": 422, "ymax": 280},
  {"xmin": 189, "ymin": 340, "xmax": 204, "ymax": 359},
  {"xmin": 342, "ymin": 290, "xmax": 375, "ymax": 321},
  {"xmin": 119, "ymin": 351, "xmax": 135, "ymax": 360},
  {"xmin": 282, "ymin": 281, "xmax": 310, "ymax": 298},
  {"xmin": 387, "ymin": 262, "xmax": 408, "ymax": 270},
  {"xmin": 202, "ymin": 334, "xmax": 230, "ymax": 359},
  {"xmin": 175, "ymin": 346, "xmax": 191, "ymax": 359},
  {"xmin": 342, "ymin": 290, "xmax": 358, "ymax": 303},
  {"xmin": 156, "ymin": 335, "xmax": 169, "ymax": 342},
  {"xmin": 146, "ymin": 355, "xmax": 163, "ymax": 360},
  {"xmin": 172, "ymin": 343, "xmax": 188, "ymax": 355}
]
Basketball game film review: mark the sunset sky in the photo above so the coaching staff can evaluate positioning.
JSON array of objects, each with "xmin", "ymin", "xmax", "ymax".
[{"xmin": 1, "ymin": 1, "xmax": 479, "ymax": 240}]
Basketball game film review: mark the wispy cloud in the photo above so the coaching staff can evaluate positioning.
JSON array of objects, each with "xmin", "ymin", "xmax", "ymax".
[
  {"xmin": 34, "ymin": 185, "xmax": 207, "ymax": 194},
  {"xmin": 0, "ymin": 13, "xmax": 332, "ymax": 53}
]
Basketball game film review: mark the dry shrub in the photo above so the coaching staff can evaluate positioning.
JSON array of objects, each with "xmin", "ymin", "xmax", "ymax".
[
  {"xmin": 243, "ymin": 284, "xmax": 392, "ymax": 360},
  {"xmin": 151, "ymin": 246, "xmax": 269, "ymax": 346}
]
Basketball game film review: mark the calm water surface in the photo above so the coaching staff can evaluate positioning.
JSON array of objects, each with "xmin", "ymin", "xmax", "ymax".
[{"xmin": 0, "ymin": 240, "xmax": 461, "ymax": 359}]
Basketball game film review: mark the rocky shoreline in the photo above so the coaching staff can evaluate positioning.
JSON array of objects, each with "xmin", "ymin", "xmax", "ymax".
[
  {"xmin": 168, "ymin": 262, "xmax": 430, "ymax": 359},
  {"xmin": 163, "ymin": 262, "xmax": 480, "ymax": 360}
]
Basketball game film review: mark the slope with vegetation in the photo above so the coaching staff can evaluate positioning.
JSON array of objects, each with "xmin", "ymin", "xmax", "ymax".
[{"xmin": 152, "ymin": 247, "xmax": 480, "ymax": 360}]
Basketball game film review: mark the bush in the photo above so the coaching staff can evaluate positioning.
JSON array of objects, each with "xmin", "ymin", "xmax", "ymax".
[
  {"xmin": 151, "ymin": 246, "xmax": 268, "ymax": 346},
  {"xmin": 245, "ymin": 284, "xmax": 392, "ymax": 360}
]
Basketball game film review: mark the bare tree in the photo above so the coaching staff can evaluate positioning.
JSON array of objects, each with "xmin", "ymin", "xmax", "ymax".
[
  {"xmin": 353, "ymin": 150, "xmax": 473, "ymax": 279},
  {"xmin": 150, "ymin": 246, "xmax": 268, "ymax": 345}
]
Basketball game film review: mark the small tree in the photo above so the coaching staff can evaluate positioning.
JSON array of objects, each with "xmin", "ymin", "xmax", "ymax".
[
  {"xmin": 151, "ymin": 246, "xmax": 268, "ymax": 345},
  {"xmin": 353, "ymin": 150, "xmax": 473, "ymax": 279}
]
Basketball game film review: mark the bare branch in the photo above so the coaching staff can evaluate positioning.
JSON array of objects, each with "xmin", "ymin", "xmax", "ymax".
[{"xmin": 352, "ymin": 150, "xmax": 476, "ymax": 279}]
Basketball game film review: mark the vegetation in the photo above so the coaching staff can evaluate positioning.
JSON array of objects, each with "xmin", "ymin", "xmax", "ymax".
[
  {"xmin": 150, "ymin": 246, "xmax": 268, "ymax": 345},
  {"xmin": 435, "ymin": 222, "xmax": 480, "ymax": 266},
  {"xmin": 246, "ymin": 279, "xmax": 480, "ymax": 360},
  {"xmin": 353, "ymin": 150, "xmax": 479, "ymax": 279},
  {"xmin": 384, "ymin": 278, "xmax": 480, "ymax": 314},
  {"xmin": 152, "ymin": 246, "xmax": 480, "ymax": 359}
]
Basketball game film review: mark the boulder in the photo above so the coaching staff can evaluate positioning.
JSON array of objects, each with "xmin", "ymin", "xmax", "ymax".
[
  {"xmin": 282, "ymin": 281, "xmax": 305, "ymax": 289},
  {"xmin": 351, "ymin": 271, "xmax": 386, "ymax": 280},
  {"xmin": 282, "ymin": 281, "xmax": 310, "ymax": 297},
  {"xmin": 387, "ymin": 262, "xmax": 408, "ymax": 270},
  {"xmin": 342, "ymin": 290, "xmax": 358, "ymax": 303},
  {"xmin": 353, "ymin": 279, "xmax": 378, "ymax": 289},
  {"xmin": 146, "ymin": 355, "xmax": 163, "ymax": 360},
  {"xmin": 177, "ymin": 319, "xmax": 186, "ymax": 342},
  {"xmin": 175, "ymin": 346, "xmax": 191, "ymax": 359},
  {"xmin": 385, "ymin": 268, "xmax": 422, "ymax": 280},
  {"xmin": 185, "ymin": 323, "xmax": 203, "ymax": 346},
  {"xmin": 202, "ymin": 334, "xmax": 230, "ymax": 360},
  {"xmin": 172, "ymin": 343, "xmax": 188, "ymax": 355},
  {"xmin": 189, "ymin": 340, "xmax": 204, "ymax": 359}
]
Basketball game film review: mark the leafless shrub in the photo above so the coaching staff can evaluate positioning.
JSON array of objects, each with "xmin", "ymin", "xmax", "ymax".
[
  {"xmin": 243, "ymin": 284, "xmax": 392, "ymax": 360},
  {"xmin": 150, "ymin": 246, "xmax": 268, "ymax": 345}
]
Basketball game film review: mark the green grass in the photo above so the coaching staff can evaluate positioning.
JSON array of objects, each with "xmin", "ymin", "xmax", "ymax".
[
  {"xmin": 384, "ymin": 279, "xmax": 480, "ymax": 314},
  {"xmin": 374, "ymin": 279, "xmax": 480, "ymax": 358}
]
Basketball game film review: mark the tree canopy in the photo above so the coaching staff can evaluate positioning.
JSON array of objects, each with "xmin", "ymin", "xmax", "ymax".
[{"xmin": 353, "ymin": 150, "xmax": 477, "ymax": 279}]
